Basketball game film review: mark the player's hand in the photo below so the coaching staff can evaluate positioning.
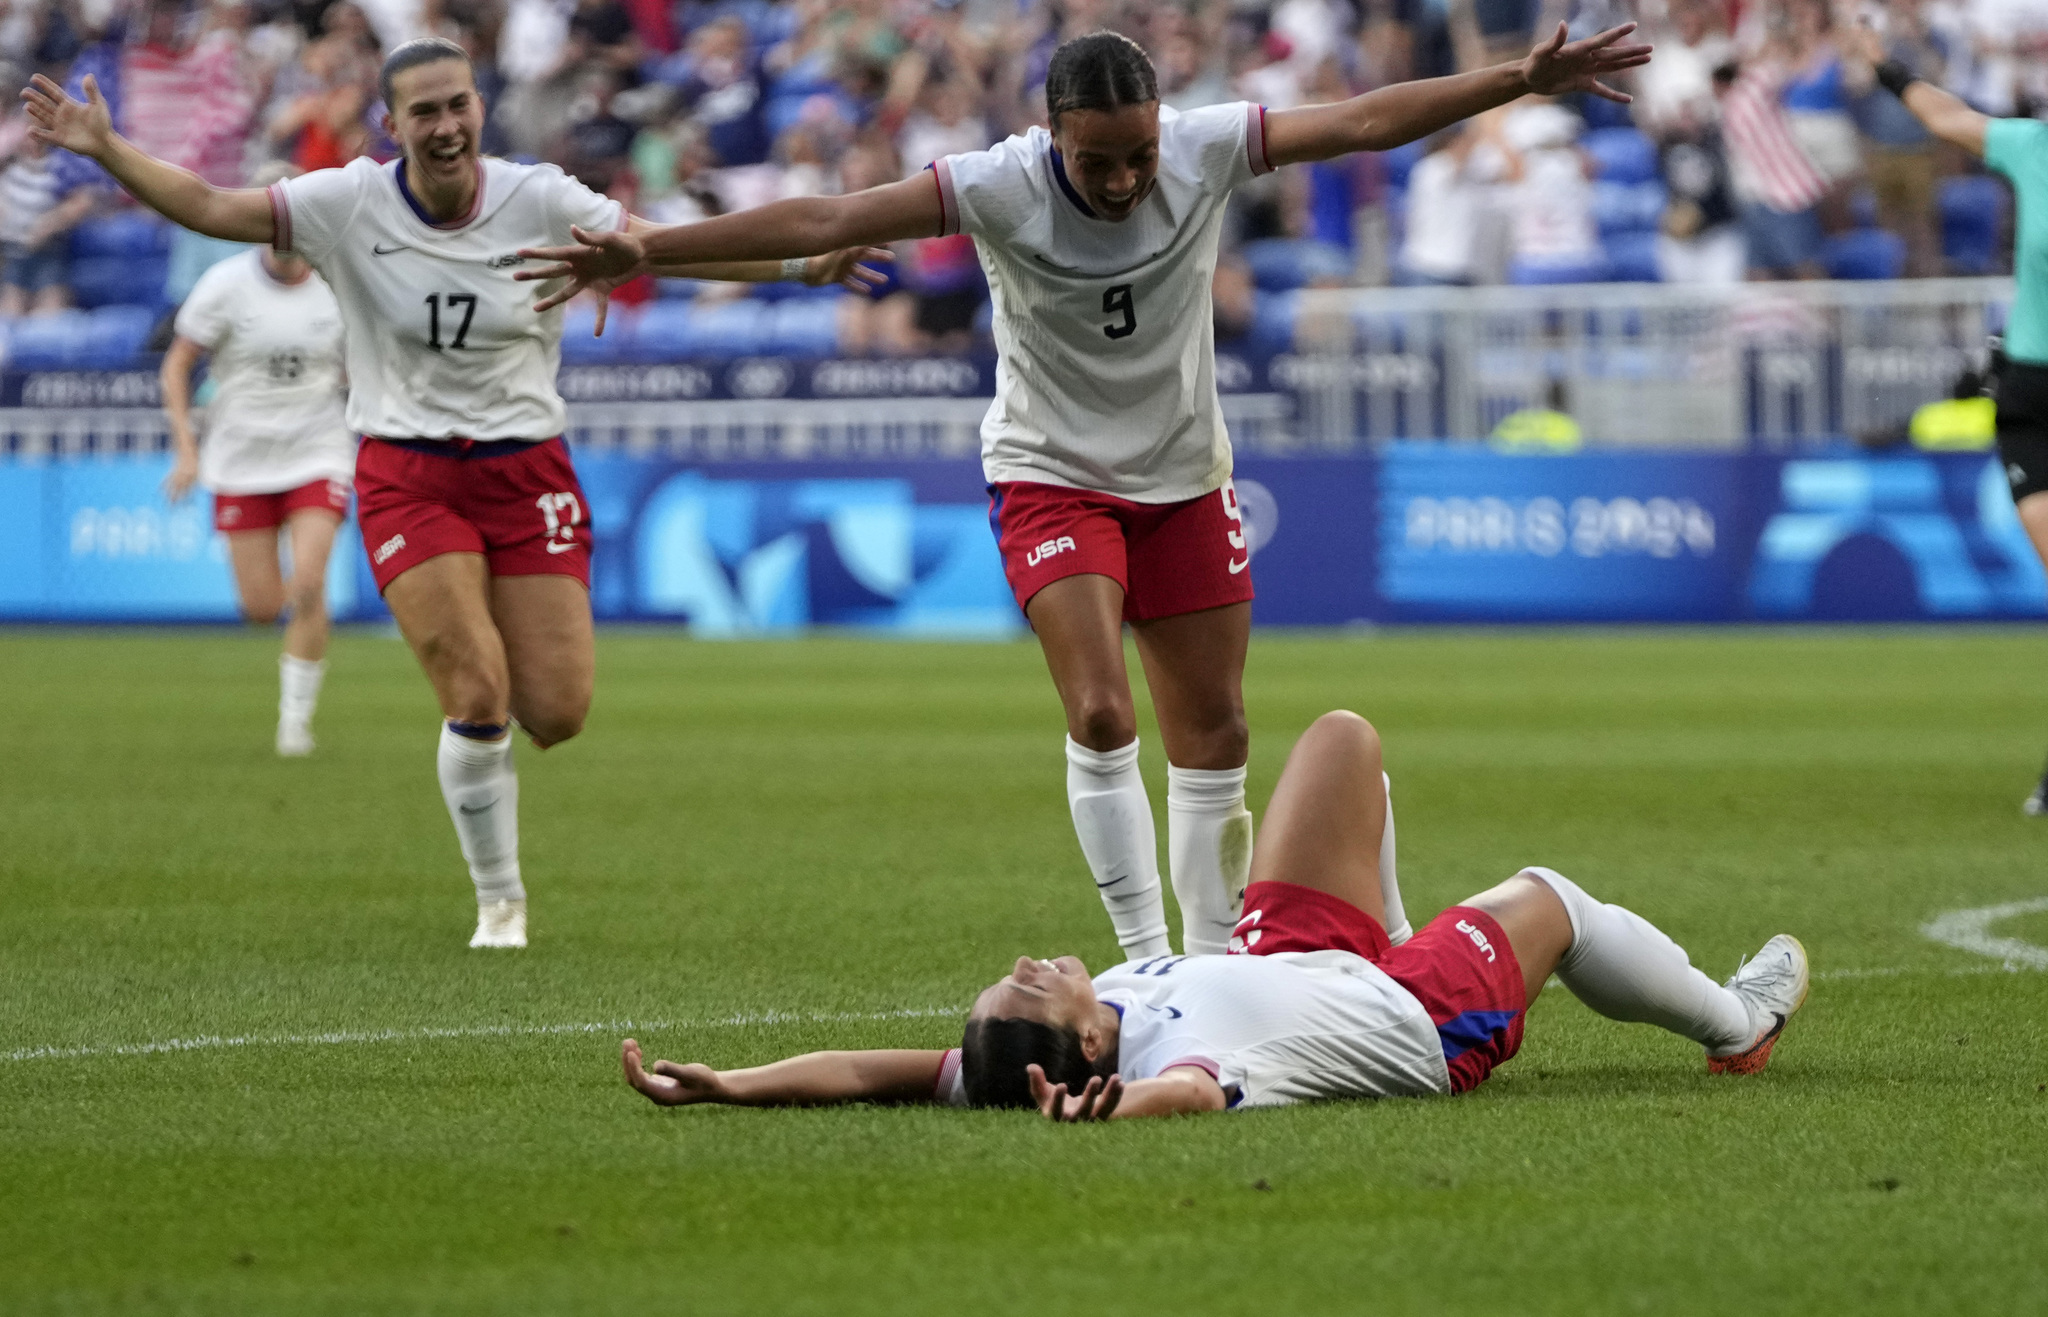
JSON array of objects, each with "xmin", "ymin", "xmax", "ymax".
[
  {"xmin": 515, "ymin": 224, "xmax": 648, "ymax": 332},
  {"xmin": 1520, "ymin": 22, "xmax": 1653, "ymax": 104},
  {"xmin": 1027, "ymin": 1063, "xmax": 1125, "ymax": 1122},
  {"xmin": 162, "ymin": 451, "xmax": 198, "ymax": 504},
  {"xmin": 802, "ymin": 246, "xmax": 894, "ymax": 294},
  {"xmin": 621, "ymin": 1038, "xmax": 727, "ymax": 1106},
  {"xmin": 21, "ymin": 73, "xmax": 114, "ymax": 158}
]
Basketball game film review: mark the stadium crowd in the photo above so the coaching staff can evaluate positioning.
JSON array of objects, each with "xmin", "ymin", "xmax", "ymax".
[{"xmin": 0, "ymin": 0, "xmax": 2037, "ymax": 364}]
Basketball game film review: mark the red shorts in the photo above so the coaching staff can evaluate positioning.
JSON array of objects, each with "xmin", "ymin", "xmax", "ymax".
[
  {"xmin": 353, "ymin": 437, "xmax": 591, "ymax": 592},
  {"xmin": 987, "ymin": 479, "xmax": 1255, "ymax": 622},
  {"xmin": 1230, "ymin": 880, "xmax": 1527, "ymax": 1095},
  {"xmin": 213, "ymin": 477, "xmax": 350, "ymax": 533}
]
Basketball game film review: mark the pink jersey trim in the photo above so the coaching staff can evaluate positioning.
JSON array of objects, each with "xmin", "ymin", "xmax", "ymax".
[
  {"xmin": 267, "ymin": 181, "xmax": 292, "ymax": 254},
  {"xmin": 931, "ymin": 158, "xmax": 960, "ymax": 237},
  {"xmin": 934, "ymin": 1048, "xmax": 962, "ymax": 1101},
  {"xmin": 1161, "ymin": 1055, "xmax": 1221, "ymax": 1081},
  {"xmin": 1246, "ymin": 104, "xmax": 1273, "ymax": 176}
]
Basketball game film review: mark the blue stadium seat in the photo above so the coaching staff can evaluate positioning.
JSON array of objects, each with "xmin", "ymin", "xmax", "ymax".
[
  {"xmin": 1249, "ymin": 289, "xmax": 1299, "ymax": 354},
  {"xmin": 1940, "ymin": 174, "xmax": 2007, "ymax": 275},
  {"xmin": 6, "ymin": 310, "xmax": 94, "ymax": 369},
  {"xmin": 1378, "ymin": 139, "xmax": 1428, "ymax": 189},
  {"xmin": 1577, "ymin": 92, "xmax": 1636, "ymax": 130},
  {"xmin": 71, "ymin": 255, "xmax": 171, "ymax": 309},
  {"xmin": 69, "ymin": 212, "xmax": 171, "ymax": 259},
  {"xmin": 79, "ymin": 304, "xmax": 156, "ymax": 368},
  {"xmin": 1604, "ymin": 230, "xmax": 1663, "ymax": 282},
  {"xmin": 763, "ymin": 297, "xmax": 841, "ymax": 356},
  {"xmin": 1822, "ymin": 228, "xmax": 1906, "ymax": 280},
  {"xmin": 1241, "ymin": 238, "xmax": 1352, "ymax": 291},
  {"xmin": 1592, "ymin": 180, "xmax": 1667, "ymax": 237},
  {"xmin": 559, "ymin": 303, "xmax": 629, "ymax": 364},
  {"xmin": 1584, "ymin": 127, "xmax": 1659, "ymax": 184},
  {"xmin": 680, "ymin": 298, "xmax": 769, "ymax": 356},
  {"xmin": 1509, "ymin": 253, "xmax": 1612, "ymax": 284}
]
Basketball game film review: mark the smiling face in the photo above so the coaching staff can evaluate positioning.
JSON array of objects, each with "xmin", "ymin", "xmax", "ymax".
[
  {"xmin": 385, "ymin": 58, "xmax": 485, "ymax": 189},
  {"xmin": 1051, "ymin": 101, "xmax": 1161, "ymax": 222}
]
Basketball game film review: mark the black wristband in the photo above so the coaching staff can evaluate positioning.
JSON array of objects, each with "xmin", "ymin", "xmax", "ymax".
[{"xmin": 1876, "ymin": 59, "xmax": 1919, "ymax": 98}]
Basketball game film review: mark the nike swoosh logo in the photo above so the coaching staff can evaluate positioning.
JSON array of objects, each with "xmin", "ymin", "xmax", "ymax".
[
  {"xmin": 1095, "ymin": 875, "xmax": 1127, "ymax": 889},
  {"xmin": 373, "ymin": 243, "xmax": 409, "ymax": 256},
  {"xmin": 1227, "ymin": 558, "xmax": 1249, "ymax": 574},
  {"xmin": 545, "ymin": 539, "xmax": 576, "ymax": 554},
  {"xmin": 458, "ymin": 799, "xmax": 497, "ymax": 815},
  {"xmin": 1148, "ymin": 1005, "xmax": 1183, "ymax": 1018}
]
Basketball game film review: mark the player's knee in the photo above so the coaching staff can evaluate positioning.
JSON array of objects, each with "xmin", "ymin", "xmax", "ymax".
[
  {"xmin": 1307, "ymin": 709, "xmax": 1380, "ymax": 763},
  {"xmin": 242, "ymin": 601, "xmax": 283, "ymax": 626},
  {"xmin": 523, "ymin": 709, "xmax": 585, "ymax": 749},
  {"xmin": 1071, "ymin": 696, "xmax": 1136, "ymax": 752}
]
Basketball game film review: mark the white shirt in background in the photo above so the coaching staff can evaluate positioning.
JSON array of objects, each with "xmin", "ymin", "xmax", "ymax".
[{"xmin": 174, "ymin": 250, "xmax": 355, "ymax": 495}]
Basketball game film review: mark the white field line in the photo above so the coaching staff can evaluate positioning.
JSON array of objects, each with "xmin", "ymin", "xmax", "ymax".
[
  {"xmin": 1921, "ymin": 896, "xmax": 2048, "ymax": 971},
  {"xmin": 13, "ymin": 912, "xmax": 2047, "ymax": 1066},
  {"xmin": 2, "ymin": 1005, "xmax": 961, "ymax": 1065}
]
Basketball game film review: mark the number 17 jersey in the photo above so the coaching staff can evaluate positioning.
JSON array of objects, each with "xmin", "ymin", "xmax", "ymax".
[
  {"xmin": 933, "ymin": 102, "xmax": 1274, "ymax": 504},
  {"xmin": 268, "ymin": 156, "xmax": 623, "ymax": 442}
]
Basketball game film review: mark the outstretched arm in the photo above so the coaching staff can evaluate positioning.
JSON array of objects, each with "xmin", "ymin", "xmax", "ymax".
[
  {"xmin": 518, "ymin": 175, "xmax": 942, "ymax": 313},
  {"xmin": 1264, "ymin": 22, "xmax": 1652, "ymax": 166},
  {"xmin": 20, "ymin": 74, "xmax": 274, "ymax": 242},
  {"xmin": 1845, "ymin": 24, "xmax": 1987, "ymax": 157},
  {"xmin": 621, "ymin": 1038, "xmax": 952, "ymax": 1108}
]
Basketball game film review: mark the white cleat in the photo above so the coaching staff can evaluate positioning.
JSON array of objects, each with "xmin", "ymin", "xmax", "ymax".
[
  {"xmin": 276, "ymin": 721, "xmax": 315, "ymax": 757},
  {"xmin": 469, "ymin": 898, "xmax": 528, "ymax": 949},
  {"xmin": 1706, "ymin": 933, "xmax": 1809, "ymax": 1075}
]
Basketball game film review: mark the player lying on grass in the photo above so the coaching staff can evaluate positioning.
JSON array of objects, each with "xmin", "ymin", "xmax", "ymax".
[{"xmin": 622, "ymin": 711, "xmax": 1810, "ymax": 1117}]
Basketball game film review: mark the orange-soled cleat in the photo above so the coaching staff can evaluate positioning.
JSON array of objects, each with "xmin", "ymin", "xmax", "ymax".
[{"xmin": 1706, "ymin": 934, "xmax": 1808, "ymax": 1075}]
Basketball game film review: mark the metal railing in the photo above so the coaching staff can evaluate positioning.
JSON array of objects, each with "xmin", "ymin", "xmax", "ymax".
[{"xmin": 0, "ymin": 278, "xmax": 2014, "ymax": 458}]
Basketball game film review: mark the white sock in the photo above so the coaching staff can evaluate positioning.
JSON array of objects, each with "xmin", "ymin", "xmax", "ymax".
[
  {"xmin": 1525, "ymin": 867, "xmax": 1751, "ymax": 1049},
  {"xmin": 437, "ymin": 722, "xmax": 525, "ymax": 905},
  {"xmin": 1066, "ymin": 736, "xmax": 1170, "ymax": 960},
  {"xmin": 1167, "ymin": 763, "xmax": 1254, "ymax": 957},
  {"xmin": 279, "ymin": 655, "xmax": 325, "ymax": 728},
  {"xmin": 1378, "ymin": 772, "xmax": 1412, "ymax": 945}
]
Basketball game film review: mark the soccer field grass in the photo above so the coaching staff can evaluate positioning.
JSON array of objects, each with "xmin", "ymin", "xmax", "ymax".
[{"xmin": 4, "ymin": 626, "xmax": 2046, "ymax": 1315}]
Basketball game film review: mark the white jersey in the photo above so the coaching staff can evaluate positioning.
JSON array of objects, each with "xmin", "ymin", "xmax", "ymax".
[
  {"xmin": 933, "ymin": 102, "xmax": 1275, "ymax": 504},
  {"xmin": 936, "ymin": 952, "xmax": 1450, "ymax": 1109},
  {"xmin": 173, "ymin": 250, "xmax": 355, "ymax": 496},
  {"xmin": 267, "ymin": 156, "xmax": 623, "ymax": 442}
]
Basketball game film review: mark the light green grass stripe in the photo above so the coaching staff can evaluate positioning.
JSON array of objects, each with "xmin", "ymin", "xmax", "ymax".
[{"xmin": 2, "ymin": 1005, "xmax": 961, "ymax": 1064}]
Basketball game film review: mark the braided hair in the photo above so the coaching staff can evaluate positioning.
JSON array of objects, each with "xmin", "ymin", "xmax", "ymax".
[{"xmin": 1044, "ymin": 31, "xmax": 1160, "ymax": 128}]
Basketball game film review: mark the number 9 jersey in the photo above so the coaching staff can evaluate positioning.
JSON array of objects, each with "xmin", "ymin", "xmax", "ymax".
[
  {"xmin": 267, "ymin": 156, "xmax": 624, "ymax": 443},
  {"xmin": 932, "ymin": 102, "xmax": 1275, "ymax": 505}
]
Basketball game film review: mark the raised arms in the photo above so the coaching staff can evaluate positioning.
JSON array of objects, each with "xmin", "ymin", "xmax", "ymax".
[
  {"xmin": 21, "ymin": 75, "xmax": 275, "ymax": 243},
  {"xmin": 1264, "ymin": 22, "xmax": 1652, "ymax": 167},
  {"xmin": 621, "ymin": 1038, "xmax": 951, "ymax": 1107},
  {"xmin": 1845, "ymin": 24, "xmax": 1988, "ymax": 158}
]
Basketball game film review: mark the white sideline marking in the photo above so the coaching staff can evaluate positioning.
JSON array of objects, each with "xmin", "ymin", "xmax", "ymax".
[
  {"xmin": 2, "ymin": 1006, "xmax": 960, "ymax": 1065},
  {"xmin": 1922, "ymin": 896, "xmax": 2048, "ymax": 971}
]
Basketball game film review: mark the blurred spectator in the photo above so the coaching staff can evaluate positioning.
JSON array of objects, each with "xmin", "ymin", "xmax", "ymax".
[
  {"xmin": 1655, "ymin": 116, "xmax": 1745, "ymax": 284},
  {"xmin": 124, "ymin": 0, "xmax": 262, "ymax": 188},
  {"xmin": 1716, "ymin": 61, "xmax": 1828, "ymax": 278},
  {"xmin": 1849, "ymin": 0, "xmax": 1944, "ymax": 276},
  {"xmin": 1490, "ymin": 379, "xmax": 1583, "ymax": 451},
  {"xmin": 0, "ymin": 131, "xmax": 91, "ymax": 315},
  {"xmin": 565, "ymin": 0, "xmax": 639, "ymax": 81},
  {"xmin": 1499, "ymin": 100, "xmax": 1602, "ymax": 280},
  {"xmin": 1634, "ymin": 0, "xmax": 1733, "ymax": 135},
  {"xmin": 897, "ymin": 75, "xmax": 990, "ymax": 171},
  {"xmin": 1778, "ymin": 0, "xmax": 1861, "ymax": 218},
  {"xmin": 1395, "ymin": 124, "xmax": 1499, "ymax": 284},
  {"xmin": 1956, "ymin": 0, "xmax": 2048, "ymax": 116},
  {"xmin": 557, "ymin": 65, "xmax": 637, "ymax": 195},
  {"xmin": 666, "ymin": 15, "xmax": 770, "ymax": 167},
  {"xmin": 261, "ymin": 0, "xmax": 381, "ymax": 170}
]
